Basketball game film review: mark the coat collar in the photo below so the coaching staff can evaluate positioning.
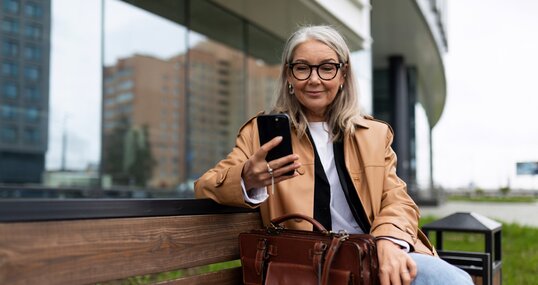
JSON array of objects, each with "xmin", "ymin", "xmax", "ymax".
[{"xmin": 355, "ymin": 115, "xmax": 372, "ymax": 129}]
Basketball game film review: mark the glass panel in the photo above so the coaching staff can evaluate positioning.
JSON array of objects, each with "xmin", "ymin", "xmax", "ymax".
[
  {"xmin": 24, "ymin": 24, "xmax": 42, "ymax": 39},
  {"xmin": 2, "ymin": 82, "xmax": 18, "ymax": 99},
  {"xmin": 1, "ymin": 125, "xmax": 18, "ymax": 142},
  {"xmin": 415, "ymin": 103, "xmax": 432, "ymax": 192},
  {"xmin": 25, "ymin": 1, "xmax": 44, "ymax": 18},
  {"xmin": 3, "ymin": 0, "xmax": 20, "ymax": 14},
  {"xmin": 2, "ymin": 0, "xmax": 286, "ymax": 199},
  {"xmin": 2, "ymin": 62, "xmax": 18, "ymax": 77},
  {"xmin": 44, "ymin": 0, "xmax": 100, "ymax": 186},
  {"xmin": 24, "ymin": 44, "xmax": 42, "ymax": 61},
  {"xmin": 2, "ymin": 40, "xmax": 18, "ymax": 56},
  {"xmin": 1, "ymin": 18, "xmax": 19, "ymax": 34},
  {"xmin": 1, "ymin": 105, "xmax": 17, "ymax": 120},
  {"xmin": 245, "ymin": 24, "xmax": 282, "ymax": 117},
  {"xmin": 186, "ymin": 1, "xmax": 245, "ymax": 185},
  {"xmin": 102, "ymin": 0, "xmax": 187, "ymax": 191}
]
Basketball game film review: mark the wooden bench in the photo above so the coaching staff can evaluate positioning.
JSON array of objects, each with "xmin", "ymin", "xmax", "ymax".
[
  {"xmin": 0, "ymin": 199, "xmax": 261, "ymax": 285},
  {"xmin": 0, "ymin": 199, "xmax": 486, "ymax": 285}
]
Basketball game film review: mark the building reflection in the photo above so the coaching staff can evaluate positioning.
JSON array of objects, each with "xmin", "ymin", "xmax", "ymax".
[
  {"xmin": 103, "ymin": 40, "xmax": 279, "ymax": 189},
  {"xmin": 0, "ymin": 0, "xmax": 50, "ymax": 184}
]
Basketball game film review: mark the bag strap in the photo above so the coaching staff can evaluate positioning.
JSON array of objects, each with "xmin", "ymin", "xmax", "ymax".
[
  {"xmin": 255, "ymin": 238, "xmax": 268, "ymax": 277},
  {"xmin": 320, "ymin": 234, "xmax": 348, "ymax": 285},
  {"xmin": 270, "ymin": 213, "xmax": 329, "ymax": 234}
]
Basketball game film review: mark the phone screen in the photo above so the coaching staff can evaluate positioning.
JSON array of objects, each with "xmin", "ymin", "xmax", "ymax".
[{"xmin": 257, "ymin": 114, "xmax": 294, "ymax": 175}]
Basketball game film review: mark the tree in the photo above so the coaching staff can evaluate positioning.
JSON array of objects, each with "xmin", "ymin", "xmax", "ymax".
[
  {"xmin": 124, "ymin": 125, "xmax": 155, "ymax": 187},
  {"xmin": 103, "ymin": 118, "xmax": 155, "ymax": 187}
]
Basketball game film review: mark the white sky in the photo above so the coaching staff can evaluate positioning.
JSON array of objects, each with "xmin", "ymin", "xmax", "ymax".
[
  {"xmin": 433, "ymin": 0, "xmax": 538, "ymax": 190},
  {"xmin": 46, "ymin": 0, "xmax": 538, "ymax": 190}
]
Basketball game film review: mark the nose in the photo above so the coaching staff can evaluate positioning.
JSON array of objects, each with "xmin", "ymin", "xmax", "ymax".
[{"xmin": 308, "ymin": 67, "xmax": 322, "ymax": 83}]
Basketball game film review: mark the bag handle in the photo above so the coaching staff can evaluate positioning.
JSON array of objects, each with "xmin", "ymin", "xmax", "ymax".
[
  {"xmin": 320, "ymin": 235, "xmax": 347, "ymax": 285},
  {"xmin": 270, "ymin": 213, "xmax": 329, "ymax": 234}
]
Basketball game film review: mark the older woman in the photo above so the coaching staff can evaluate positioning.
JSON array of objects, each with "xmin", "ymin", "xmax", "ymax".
[{"xmin": 195, "ymin": 25, "xmax": 472, "ymax": 285}]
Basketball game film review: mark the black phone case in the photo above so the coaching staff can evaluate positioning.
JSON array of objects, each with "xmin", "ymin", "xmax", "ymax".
[{"xmin": 257, "ymin": 114, "xmax": 294, "ymax": 176}]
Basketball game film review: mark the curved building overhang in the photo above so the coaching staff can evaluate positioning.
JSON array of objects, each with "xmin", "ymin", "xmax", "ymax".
[
  {"xmin": 211, "ymin": 0, "xmax": 370, "ymax": 52},
  {"xmin": 371, "ymin": 0, "xmax": 446, "ymax": 128}
]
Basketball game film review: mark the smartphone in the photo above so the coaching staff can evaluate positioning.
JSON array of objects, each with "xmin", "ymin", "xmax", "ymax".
[{"xmin": 257, "ymin": 114, "xmax": 295, "ymax": 176}]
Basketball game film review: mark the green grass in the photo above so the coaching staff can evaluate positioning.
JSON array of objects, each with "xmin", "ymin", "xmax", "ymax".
[
  {"xmin": 99, "ymin": 260, "xmax": 241, "ymax": 285},
  {"xmin": 447, "ymin": 195, "xmax": 536, "ymax": 203},
  {"xmin": 420, "ymin": 216, "xmax": 538, "ymax": 284}
]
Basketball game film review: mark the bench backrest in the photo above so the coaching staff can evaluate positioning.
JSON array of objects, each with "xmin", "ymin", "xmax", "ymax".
[{"xmin": 0, "ymin": 199, "xmax": 261, "ymax": 285}]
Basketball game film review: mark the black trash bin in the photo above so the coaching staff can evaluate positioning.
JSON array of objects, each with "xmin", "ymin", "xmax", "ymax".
[{"xmin": 422, "ymin": 212, "xmax": 502, "ymax": 285}]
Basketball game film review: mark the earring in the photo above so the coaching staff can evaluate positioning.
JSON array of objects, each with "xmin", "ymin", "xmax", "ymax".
[
  {"xmin": 288, "ymin": 83, "xmax": 295, "ymax": 95},
  {"xmin": 339, "ymin": 84, "xmax": 343, "ymax": 93}
]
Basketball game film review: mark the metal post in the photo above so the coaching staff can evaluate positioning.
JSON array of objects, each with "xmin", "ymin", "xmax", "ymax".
[{"xmin": 388, "ymin": 55, "xmax": 410, "ymax": 193}]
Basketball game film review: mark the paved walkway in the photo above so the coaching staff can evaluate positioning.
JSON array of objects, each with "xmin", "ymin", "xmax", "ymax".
[{"xmin": 419, "ymin": 201, "xmax": 538, "ymax": 227}]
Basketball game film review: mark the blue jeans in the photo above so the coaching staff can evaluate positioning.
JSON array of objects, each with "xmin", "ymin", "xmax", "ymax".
[{"xmin": 410, "ymin": 253, "xmax": 474, "ymax": 285}]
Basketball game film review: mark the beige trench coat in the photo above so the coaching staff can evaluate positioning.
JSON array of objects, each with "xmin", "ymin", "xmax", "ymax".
[{"xmin": 195, "ymin": 115, "xmax": 435, "ymax": 255}]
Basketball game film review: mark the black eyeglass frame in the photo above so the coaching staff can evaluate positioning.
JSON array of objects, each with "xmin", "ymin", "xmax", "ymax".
[{"xmin": 287, "ymin": 62, "xmax": 345, "ymax": 81}]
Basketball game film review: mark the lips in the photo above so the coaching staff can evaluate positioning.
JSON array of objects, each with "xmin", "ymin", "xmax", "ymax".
[{"xmin": 304, "ymin": 90, "xmax": 323, "ymax": 96}]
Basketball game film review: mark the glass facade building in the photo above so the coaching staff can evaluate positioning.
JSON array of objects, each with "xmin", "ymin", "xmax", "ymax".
[
  {"xmin": 0, "ymin": 0, "xmax": 50, "ymax": 184},
  {"xmin": 0, "ymin": 0, "xmax": 448, "ymax": 201}
]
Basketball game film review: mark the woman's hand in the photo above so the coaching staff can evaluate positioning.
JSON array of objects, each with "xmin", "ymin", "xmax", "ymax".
[
  {"xmin": 376, "ymin": 239, "xmax": 417, "ymax": 285},
  {"xmin": 242, "ymin": 136, "xmax": 301, "ymax": 191}
]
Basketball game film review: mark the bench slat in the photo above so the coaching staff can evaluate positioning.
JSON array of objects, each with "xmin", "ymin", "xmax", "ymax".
[{"xmin": 0, "ymin": 212, "xmax": 261, "ymax": 285}]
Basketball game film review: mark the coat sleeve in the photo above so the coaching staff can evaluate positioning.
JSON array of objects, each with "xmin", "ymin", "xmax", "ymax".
[
  {"xmin": 194, "ymin": 118, "xmax": 259, "ymax": 208},
  {"xmin": 369, "ymin": 126, "xmax": 421, "ymax": 249}
]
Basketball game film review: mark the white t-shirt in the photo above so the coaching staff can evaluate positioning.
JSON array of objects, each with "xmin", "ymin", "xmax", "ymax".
[{"xmin": 307, "ymin": 122, "xmax": 363, "ymax": 234}]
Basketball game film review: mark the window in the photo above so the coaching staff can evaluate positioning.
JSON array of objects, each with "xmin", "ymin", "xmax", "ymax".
[
  {"xmin": 116, "ymin": 92, "xmax": 133, "ymax": 103},
  {"xmin": 24, "ymin": 86, "xmax": 40, "ymax": 100},
  {"xmin": 2, "ymin": 40, "xmax": 19, "ymax": 57},
  {"xmin": 2, "ymin": 62, "xmax": 18, "ymax": 77},
  {"xmin": 2, "ymin": 19, "xmax": 19, "ymax": 34},
  {"xmin": 25, "ymin": 2, "xmax": 43, "ymax": 18},
  {"xmin": 1, "ymin": 105, "xmax": 17, "ymax": 120},
  {"xmin": 24, "ymin": 66, "xmax": 40, "ymax": 81},
  {"xmin": 24, "ymin": 24, "xmax": 41, "ymax": 39},
  {"xmin": 25, "ymin": 107, "xmax": 40, "ymax": 122},
  {"xmin": 117, "ymin": 80, "xmax": 133, "ymax": 91},
  {"xmin": 23, "ymin": 127, "xmax": 40, "ymax": 143},
  {"xmin": 103, "ymin": 0, "xmax": 187, "ymax": 190},
  {"xmin": 24, "ymin": 45, "xmax": 41, "ymax": 61},
  {"xmin": 3, "ymin": 82, "xmax": 18, "ymax": 99},
  {"xmin": 0, "ymin": 125, "xmax": 18, "ymax": 142},
  {"xmin": 3, "ymin": 0, "xmax": 19, "ymax": 14}
]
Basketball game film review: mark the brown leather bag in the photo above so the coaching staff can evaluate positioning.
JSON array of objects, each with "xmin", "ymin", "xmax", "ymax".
[{"xmin": 239, "ymin": 213, "xmax": 379, "ymax": 285}]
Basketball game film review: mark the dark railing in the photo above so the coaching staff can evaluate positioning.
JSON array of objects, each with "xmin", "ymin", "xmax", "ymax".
[
  {"xmin": 0, "ymin": 185, "xmax": 195, "ymax": 199},
  {"xmin": 0, "ymin": 198, "xmax": 256, "ymax": 222}
]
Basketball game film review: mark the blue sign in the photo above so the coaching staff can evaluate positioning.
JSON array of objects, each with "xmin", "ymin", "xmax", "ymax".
[{"xmin": 516, "ymin": 162, "xmax": 538, "ymax": 175}]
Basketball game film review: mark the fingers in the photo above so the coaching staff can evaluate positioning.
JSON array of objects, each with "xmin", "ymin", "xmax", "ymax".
[
  {"xmin": 407, "ymin": 255, "xmax": 418, "ymax": 280},
  {"xmin": 376, "ymin": 239, "xmax": 416, "ymax": 285},
  {"xmin": 243, "ymin": 136, "xmax": 303, "ymax": 190},
  {"xmin": 267, "ymin": 155, "xmax": 300, "ymax": 174},
  {"xmin": 399, "ymin": 268, "xmax": 411, "ymax": 285},
  {"xmin": 254, "ymin": 136, "xmax": 283, "ymax": 160},
  {"xmin": 398, "ymin": 254, "xmax": 416, "ymax": 285}
]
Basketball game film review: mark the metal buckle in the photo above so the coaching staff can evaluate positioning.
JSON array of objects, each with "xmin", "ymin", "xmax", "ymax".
[
  {"xmin": 330, "ymin": 229, "xmax": 350, "ymax": 240},
  {"xmin": 266, "ymin": 223, "xmax": 284, "ymax": 235}
]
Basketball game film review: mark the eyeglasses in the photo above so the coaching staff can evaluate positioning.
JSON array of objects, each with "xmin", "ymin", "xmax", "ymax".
[{"xmin": 288, "ymin": 62, "xmax": 344, "ymax": 81}]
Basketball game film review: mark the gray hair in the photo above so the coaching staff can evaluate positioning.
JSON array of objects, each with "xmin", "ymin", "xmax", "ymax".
[{"xmin": 273, "ymin": 25, "xmax": 362, "ymax": 141}]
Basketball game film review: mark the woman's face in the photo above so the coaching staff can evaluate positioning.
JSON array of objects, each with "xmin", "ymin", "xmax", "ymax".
[{"xmin": 288, "ymin": 39, "xmax": 346, "ymax": 122}]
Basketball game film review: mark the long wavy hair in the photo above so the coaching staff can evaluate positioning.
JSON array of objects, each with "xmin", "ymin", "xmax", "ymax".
[{"xmin": 273, "ymin": 25, "xmax": 362, "ymax": 141}]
